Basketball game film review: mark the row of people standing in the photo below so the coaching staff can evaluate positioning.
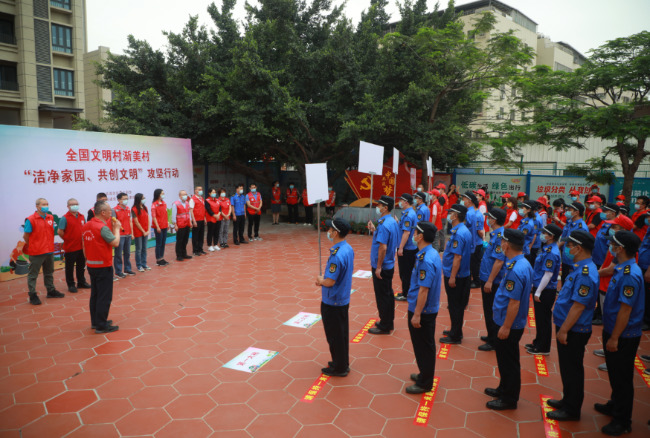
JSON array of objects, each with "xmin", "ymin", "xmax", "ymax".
[{"xmin": 270, "ymin": 182, "xmax": 337, "ymax": 225}]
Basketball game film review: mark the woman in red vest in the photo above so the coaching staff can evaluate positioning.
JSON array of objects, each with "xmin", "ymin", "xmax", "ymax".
[
  {"xmin": 325, "ymin": 186, "xmax": 336, "ymax": 217},
  {"xmin": 218, "ymin": 188, "xmax": 232, "ymax": 248},
  {"xmin": 151, "ymin": 189, "xmax": 170, "ymax": 266},
  {"xmin": 286, "ymin": 184, "xmax": 300, "ymax": 224},
  {"xmin": 205, "ymin": 187, "xmax": 222, "ymax": 251},
  {"xmin": 131, "ymin": 193, "xmax": 151, "ymax": 272},
  {"xmin": 271, "ymin": 181, "xmax": 281, "ymax": 225},
  {"xmin": 302, "ymin": 188, "xmax": 313, "ymax": 225}
]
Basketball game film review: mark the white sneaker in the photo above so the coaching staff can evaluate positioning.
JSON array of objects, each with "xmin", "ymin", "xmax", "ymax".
[
  {"xmin": 598, "ymin": 363, "xmax": 607, "ymax": 371},
  {"xmin": 593, "ymin": 349, "xmax": 605, "ymax": 357},
  {"xmin": 256, "ymin": 237, "xmax": 262, "ymax": 241},
  {"xmin": 138, "ymin": 267, "xmax": 145, "ymax": 272},
  {"xmin": 208, "ymin": 246, "xmax": 215, "ymax": 252},
  {"xmin": 214, "ymin": 245, "xmax": 221, "ymax": 250}
]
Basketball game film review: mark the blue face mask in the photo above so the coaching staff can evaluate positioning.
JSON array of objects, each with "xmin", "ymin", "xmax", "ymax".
[
  {"xmin": 570, "ymin": 196, "xmax": 578, "ymax": 201},
  {"xmin": 40, "ymin": 206, "xmax": 49, "ymax": 214},
  {"xmin": 540, "ymin": 234, "xmax": 547, "ymax": 243},
  {"xmin": 210, "ymin": 193, "xmax": 217, "ymax": 198},
  {"xmin": 251, "ymin": 188, "xmax": 257, "ymax": 193},
  {"xmin": 563, "ymin": 246, "xmax": 575, "ymax": 263},
  {"xmin": 608, "ymin": 228, "xmax": 616, "ymax": 237},
  {"xmin": 518, "ymin": 208, "xmax": 525, "ymax": 216},
  {"xmin": 412, "ymin": 237, "xmax": 418, "ymax": 245},
  {"xmin": 646, "ymin": 218, "xmax": 650, "ymax": 226},
  {"xmin": 599, "ymin": 212, "xmax": 607, "ymax": 220}
]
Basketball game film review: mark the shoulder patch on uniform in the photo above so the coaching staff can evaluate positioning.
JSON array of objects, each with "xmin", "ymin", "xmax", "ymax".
[
  {"xmin": 329, "ymin": 263, "xmax": 337, "ymax": 274},
  {"xmin": 450, "ymin": 229, "xmax": 456, "ymax": 234},
  {"xmin": 419, "ymin": 270, "xmax": 426, "ymax": 280},
  {"xmin": 507, "ymin": 260, "xmax": 516, "ymax": 270},
  {"xmin": 405, "ymin": 221, "xmax": 410, "ymax": 227},
  {"xmin": 495, "ymin": 246, "xmax": 502, "ymax": 254},
  {"xmin": 497, "ymin": 232, "xmax": 502, "ymax": 238},
  {"xmin": 578, "ymin": 285, "xmax": 590, "ymax": 297},
  {"xmin": 582, "ymin": 266, "xmax": 589, "ymax": 275},
  {"xmin": 417, "ymin": 214, "xmax": 422, "ymax": 220},
  {"xmin": 623, "ymin": 286, "xmax": 634, "ymax": 297},
  {"xmin": 522, "ymin": 228, "xmax": 529, "ymax": 235},
  {"xmin": 418, "ymin": 253, "xmax": 425, "ymax": 261},
  {"xmin": 623, "ymin": 265, "xmax": 631, "ymax": 275},
  {"xmin": 378, "ymin": 219, "xmax": 385, "ymax": 225},
  {"xmin": 545, "ymin": 246, "xmax": 551, "ymax": 253},
  {"xmin": 331, "ymin": 248, "xmax": 339, "ymax": 255},
  {"xmin": 546, "ymin": 259, "xmax": 553, "ymax": 269},
  {"xmin": 452, "ymin": 240, "xmax": 458, "ymax": 248},
  {"xmin": 505, "ymin": 280, "xmax": 515, "ymax": 291}
]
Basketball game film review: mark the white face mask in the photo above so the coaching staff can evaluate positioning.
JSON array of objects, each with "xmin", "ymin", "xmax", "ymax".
[
  {"xmin": 220, "ymin": 193, "xmax": 226, "ymax": 197},
  {"xmin": 181, "ymin": 195, "xmax": 188, "ymax": 201},
  {"xmin": 142, "ymin": 199, "xmax": 146, "ymax": 205},
  {"xmin": 121, "ymin": 199, "xmax": 128, "ymax": 206},
  {"xmin": 327, "ymin": 231, "xmax": 334, "ymax": 242},
  {"xmin": 161, "ymin": 194, "xmax": 165, "ymax": 200},
  {"xmin": 376, "ymin": 207, "xmax": 381, "ymax": 215},
  {"xmin": 238, "ymin": 189, "xmax": 243, "ymax": 195},
  {"xmin": 198, "ymin": 191, "xmax": 203, "ymax": 196}
]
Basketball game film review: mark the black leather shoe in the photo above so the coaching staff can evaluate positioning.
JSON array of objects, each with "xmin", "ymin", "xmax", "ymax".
[
  {"xmin": 546, "ymin": 399, "xmax": 564, "ymax": 409},
  {"xmin": 546, "ymin": 410, "xmax": 580, "ymax": 421},
  {"xmin": 183, "ymin": 255, "xmax": 192, "ymax": 259},
  {"xmin": 410, "ymin": 373, "xmax": 419, "ymax": 382},
  {"xmin": 91, "ymin": 320, "xmax": 113, "ymax": 330},
  {"xmin": 478, "ymin": 343, "xmax": 494, "ymax": 352},
  {"xmin": 594, "ymin": 402, "xmax": 614, "ymax": 416},
  {"xmin": 524, "ymin": 343, "xmax": 535, "ymax": 350},
  {"xmin": 68, "ymin": 286, "xmax": 78, "ymax": 293},
  {"xmin": 601, "ymin": 421, "xmax": 631, "ymax": 436},
  {"xmin": 321, "ymin": 367, "xmax": 348, "ymax": 377},
  {"xmin": 327, "ymin": 362, "xmax": 350, "ymax": 372},
  {"xmin": 95, "ymin": 325, "xmax": 119, "ymax": 334},
  {"xmin": 77, "ymin": 282, "xmax": 91, "ymax": 289},
  {"xmin": 439, "ymin": 336, "xmax": 461, "ymax": 344},
  {"xmin": 368, "ymin": 327, "xmax": 391, "ymax": 335},
  {"xmin": 46, "ymin": 290, "xmax": 65, "ymax": 298},
  {"xmin": 240, "ymin": 241, "xmax": 249, "ymax": 244},
  {"xmin": 406, "ymin": 384, "xmax": 429, "ymax": 394},
  {"xmin": 480, "ymin": 335, "xmax": 489, "ymax": 342},
  {"xmin": 484, "ymin": 387, "xmax": 501, "ymax": 397},
  {"xmin": 442, "ymin": 330, "xmax": 462, "ymax": 339},
  {"xmin": 29, "ymin": 294, "xmax": 42, "ymax": 305},
  {"xmin": 486, "ymin": 399, "xmax": 517, "ymax": 410}
]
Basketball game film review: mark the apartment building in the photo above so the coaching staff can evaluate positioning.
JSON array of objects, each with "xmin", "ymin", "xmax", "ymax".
[
  {"xmin": 0, "ymin": 0, "xmax": 86, "ymax": 128},
  {"xmin": 83, "ymin": 45, "xmax": 110, "ymax": 126}
]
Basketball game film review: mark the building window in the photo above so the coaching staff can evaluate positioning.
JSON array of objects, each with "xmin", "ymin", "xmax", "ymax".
[
  {"xmin": 51, "ymin": 24, "xmax": 72, "ymax": 53},
  {"xmin": 500, "ymin": 85, "xmax": 506, "ymax": 100},
  {"xmin": 0, "ymin": 14, "xmax": 16, "ymax": 45},
  {"xmin": 497, "ymin": 107, "xmax": 504, "ymax": 120},
  {"xmin": 510, "ymin": 110, "xmax": 516, "ymax": 121},
  {"xmin": 0, "ymin": 62, "xmax": 19, "ymax": 91},
  {"xmin": 53, "ymin": 68, "xmax": 73, "ymax": 96},
  {"xmin": 50, "ymin": 0, "xmax": 71, "ymax": 10}
]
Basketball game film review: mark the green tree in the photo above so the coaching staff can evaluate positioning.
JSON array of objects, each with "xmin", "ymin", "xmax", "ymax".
[{"xmin": 491, "ymin": 31, "xmax": 650, "ymax": 203}]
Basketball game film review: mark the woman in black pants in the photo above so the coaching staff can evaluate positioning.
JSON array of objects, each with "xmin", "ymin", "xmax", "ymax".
[{"xmin": 204, "ymin": 188, "xmax": 222, "ymax": 252}]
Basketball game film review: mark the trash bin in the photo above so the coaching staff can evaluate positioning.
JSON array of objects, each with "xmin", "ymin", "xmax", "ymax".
[{"xmin": 15, "ymin": 260, "xmax": 30, "ymax": 275}]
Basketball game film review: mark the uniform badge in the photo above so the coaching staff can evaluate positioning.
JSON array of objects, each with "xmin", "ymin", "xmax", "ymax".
[
  {"xmin": 417, "ymin": 215, "xmax": 422, "ymax": 220},
  {"xmin": 379, "ymin": 219, "xmax": 385, "ymax": 224},
  {"xmin": 507, "ymin": 261, "xmax": 515, "ymax": 270},
  {"xmin": 329, "ymin": 263, "xmax": 337, "ymax": 273},
  {"xmin": 523, "ymin": 228, "xmax": 529, "ymax": 235},
  {"xmin": 452, "ymin": 240, "xmax": 458, "ymax": 248},
  {"xmin": 495, "ymin": 246, "xmax": 502, "ymax": 254},
  {"xmin": 505, "ymin": 280, "xmax": 515, "ymax": 291},
  {"xmin": 418, "ymin": 253, "xmax": 425, "ymax": 261},
  {"xmin": 419, "ymin": 270, "xmax": 426, "ymax": 280},
  {"xmin": 578, "ymin": 285, "xmax": 590, "ymax": 297},
  {"xmin": 331, "ymin": 248, "xmax": 339, "ymax": 255},
  {"xmin": 497, "ymin": 233, "xmax": 502, "ymax": 238},
  {"xmin": 546, "ymin": 260, "xmax": 553, "ymax": 269},
  {"xmin": 405, "ymin": 221, "xmax": 410, "ymax": 227},
  {"xmin": 623, "ymin": 286, "xmax": 634, "ymax": 297},
  {"xmin": 582, "ymin": 266, "xmax": 589, "ymax": 275},
  {"xmin": 623, "ymin": 265, "xmax": 631, "ymax": 275}
]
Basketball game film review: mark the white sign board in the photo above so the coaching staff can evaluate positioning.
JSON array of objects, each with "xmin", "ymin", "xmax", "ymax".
[
  {"xmin": 392, "ymin": 148, "xmax": 399, "ymax": 174},
  {"xmin": 352, "ymin": 270, "xmax": 373, "ymax": 279},
  {"xmin": 222, "ymin": 347, "xmax": 279, "ymax": 373},
  {"xmin": 358, "ymin": 141, "xmax": 384, "ymax": 175},
  {"xmin": 283, "ymin": 312, "xmax": 322, "ymax": 328},
  {"xmin": 427, "ymin": 157, "xmax": 433, "ymax": 177},
  {"xmin": 0, "ymin": 125, "xmax": 193, "ymax": 272},
  {"xmin": 305, "ymin": 163, "xmax": 329, "ymax": 205}
]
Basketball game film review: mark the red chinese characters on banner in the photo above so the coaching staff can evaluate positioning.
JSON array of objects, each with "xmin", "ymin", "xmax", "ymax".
[{"xmin": 65, "ymin": 148, "xmax": 151, "ymax": 163}]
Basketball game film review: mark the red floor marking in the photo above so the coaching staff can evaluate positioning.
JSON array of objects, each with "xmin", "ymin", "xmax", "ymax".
[
  {"xmin": 300, "ymin": 374, "xmax": 331, "ymax": 403},
  {"xmin": 534, "ymin": 355, "xmax": 549, "ymax": 377},
  {"xmin": 634, "ymin": 355, "xmax": 650, "ymax": 388},
  {"xmin": 437, "ymin": 344, "xmax": 450, "ymax": 360},
  {"xmin": 539, "ymin": 394, "xmax": 562, "ymax": 438},
  {"xmin": 528, "ymin": 306, "xmax": 536, "ymax": 328},
  {"xmin": 351, "ymin": 318, "xmax": 377, "ymax": 343},
  {"xmin": 413, "ymin": 377, "xmax": 440, "ymax": 426}
]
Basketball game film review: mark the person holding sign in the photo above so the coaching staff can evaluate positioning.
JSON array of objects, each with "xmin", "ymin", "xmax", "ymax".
[
  {"xmin": 302, "ymin": 187, "xmax": 313, "ymax": 226},
  {"xmin": 325, "ymin": 186, "xmax": 336, "ymax": 216},
  {"xmin": 405, "ymin": 222, "xmax": 442, "ymax": 394},
  {"xmin": 315, "ymin": 218, "xmax": 354, "ymax": 377},
  {"xmin": 396, "ymin": 194, "xmax": 418, "ymax": 302},
  {"xmin": 368, "ymin": 196, "xmax": 401, "ymax": 335}
]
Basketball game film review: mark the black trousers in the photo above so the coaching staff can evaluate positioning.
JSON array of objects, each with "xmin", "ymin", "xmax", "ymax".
[
  {"xmin": 602, "ymin": 331, "xmax": 641, "ymax": 427},
  {"xmin": 321, "ymin": 302, "xmax": 349, "ymax": 372},
  {"xmin": 480, "ymin": 279, "xmax": 499, "ymax": 346},
  {"xmin": 470, "ymin": 245, "xmax": 483, "ymax": 284},
  {"xmin": 444, "ymin": 275, "xmax": 471, "ymax": 340},
  {"xmin": 494, "ymin": 326, "xmax": 524, "ymax": 404},
  {"xmin": 247, "ymin": 213, "xmax": 261, "ymax": 238},
  {"xmin": 397, "ymin": 249, "xmax": 417, "ymax": 297},
  {"xmin": 372, "ymin": 267, "xmax": 395, "ymax": 331},
  {"xmin": 561, "ymin": 263, "xmax": 572, "ymax": 285},
  {"xmin": 408, "ymin": 311, "xmax": 437, "ymax": 391},
  {"xmin": 556, "ymin": 327, "xmax": 591, "ymax": 416},
  {"xmin": 532, "ymin": 288, "xmax": 557, "ymax": 352},
  {"xmin": 304, "ymin": 205, "xmax": 313, "ymax": 224},
  {"xmin": 525, "ymin": 247, "xmax": 538, "ymax": 268},
  {"xmin": 191, "ymin": 220, "xmax": 205, "ymax": 253},
  {"xmin": 88, "ymin": 266, "xmax": 114, "ymax": 329},
  {"xmin": 233, "ymin": 215, "xmax": 245, "ymax": 243},
  {"xmin": 175, "ymin": 226, "xmax": 190, "ymax": 258},
  {"xmin": 64, "ymin": 249, "xmax": 87, "ymax": 287},
  {"xmin": 287, "ymin": 204, "xmax": 299, "ymax": 223},
  {"xmin": 644, "ymin": 279, "xmax": 650, "ymax": 325},
  {"xmin": 206, "ymin": 221, "xmax": 221, "ymax": 246}
]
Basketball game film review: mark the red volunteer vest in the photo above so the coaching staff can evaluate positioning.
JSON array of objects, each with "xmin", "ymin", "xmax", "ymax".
[
  {"xmin": 206, "ymin": 197, "xmax": 220, "ymax": 223},
  {"xmin": 61, "ymin": 211, "xmax": 85, "ymax": 252},
  {"xmin": 218, "ymin": 197, "xmax": 231, "ymax": 220},
  {"xmin": 82, "ymin": 217, "xmax": 113, "ymax": 268},
  {"xmin": 432, "ymin": 201, "xmax": 443, "ymax": 231},
  {"xmin": 302, "ymin": 189, "xmax": 309, "ymax": 206},
  {"xmin": 152, "ymin": 200, "xmax": 169, "ymax": 228},
  {"xmin": 586, "ymin": 207, "xmax": 602, "ymax": 237},
  {"xmin": 114, "ymin": 204, "xmax": 132, "ymax": 234},
  {"xmin": 174, "ymin": 200, "xmax": 191, "ymax": 228},
  {"xmin": 325, "ymin": 191, "xmax": 335, "ymax": 207},
  {"xmin": 441, "ymin": 193, "xmax": 449, "ymax": 219},
  {"xmin": 271, "ymin": 188, "xmax": 281, "ymax": 204},
  {"xmin": 247, "ymin": 192, "xmax": 262, "ymax": 215},
  {"xmin": 191, "ymin": 195, "xmax": 206, "ymax": 221},
  {"xmin": 24, "ymin": 212, "xmax": 55, "ymax": 256},
  {"xmin": 131, "ymin": 206, "xmax": 149, "ymax": 238},
  {"xmin": 632, "ymin": 208, "xmax": 649, "ymax": 239},
  {"xmin": 286, "ymin": 188, "xmax": 299, "ymax": 205}
]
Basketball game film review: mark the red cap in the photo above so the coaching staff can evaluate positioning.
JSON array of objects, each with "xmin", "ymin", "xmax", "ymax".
[
  {"xmin": 590, "ymin": 184, "xmax": 599, "ymax": 189},
  {"xmin": 615, "ymin": 194, "xmax": 625, "ymax": 201},
  {"xmin": 616, "ymin": 201, "xmax": 625, "ymax": 206},
  {"xmin": 605, "ymin": 215, "xmax": 634, "ymax": 231},
  {"xmin": 429, "ymin": 189, "xmax": 440, "ymax": 197},
  {"xmin": 587, "ymin": 196, "xmax": 601, "ymax": 203},
  {"xmin": 517, "ymin": 192, "xmax": 527, "ymax": 198},
  {"xmin": 500, "ymin": 193, "xmax": 512, "ymax": 198},
  {"xmin": 569, "ymin": 190, "xmax": 580, "ymax": 196},
  {"xmin": 436, "ymin": 183, "xmax": 446, "ymax": 190},
  {"xmin": 536, "ymin": 196, "xmax": 549, "ymax": 207},
  {"xmin": 474, "ymin": 189, "xmax": 486, "ymax": 197}
]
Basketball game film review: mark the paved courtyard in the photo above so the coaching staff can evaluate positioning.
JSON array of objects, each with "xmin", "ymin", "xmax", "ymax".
[{"xmin": 1, "ymin": 221, "xmax": 649, "ymax": 437}]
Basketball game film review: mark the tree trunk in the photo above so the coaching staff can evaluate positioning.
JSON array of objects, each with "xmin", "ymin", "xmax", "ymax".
[{"xmin": 618, "ymin": 138, "xmax": 647, "ymax": 205}]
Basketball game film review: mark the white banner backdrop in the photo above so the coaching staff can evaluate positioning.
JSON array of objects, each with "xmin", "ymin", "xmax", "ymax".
[{"xmin": 0, "ymin": 125, "xmax": 193, "ymax": 273}]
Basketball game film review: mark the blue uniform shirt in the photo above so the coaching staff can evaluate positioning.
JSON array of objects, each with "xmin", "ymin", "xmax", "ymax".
[
  {"xmin": 442, "ymin": 223, "xmax": 472, "ymax": 278},
  {"xmin": 518, "ymin": 217, "xmax": 536, "ymax": 255},
  {"xmin": 603, "ymin": 259, "xmax": 645, "ymax": 338},
  {"xmin": 492, "ymin": 254, "xmax": 533, "ymax": 329},
  {"xmin": 407, "ymin": 245, "xmax": 442, "ymax": 314},
  {"xmin": 560, "ymin": 218, "xmax": 588, "ymax": 265},
  {"xmin": 638, "ymin": 226, "xmax": 650, "ymax": 270},
  {"xmin": 371, "ymin": 214, "xmax": 400, "ymax": 270},
  {"xmin": 532, "ymin": 243, "xmax": 561, "ymax": 290},
  {"xmin": 473, "ymin": 208, "xmax": 485, "ymax": 248},
  {"xmin": 416, "ymin": 203, "xmax": 430, "ymax": 223},
  {"xmin": 532, "ymin": 212, "xmax": 544, "ymax": 249},
  {"xmin": 552, "ymin": 258, "xmax": 598, "ymax": 332},
  {"xmin": 230, "ymin": 193, "xmax": 247, "ymax": 216},
  {"xmin": 399, "ymin": 207, "xmax": 418, "ymax": 251},
  {"xmin": 465, "ymin": 206, "xmax": 477, "ymax": 251},
  {"xmin": 322, "ymin": 240, "xmax": 355, "ymax": 306},
  {"xmin": 479, "ymin": 226, "xmax": 507, "ymax": 284},
  {"xmin": 592, "ymin": 222, "xmax": 612, "ymax": 267}
]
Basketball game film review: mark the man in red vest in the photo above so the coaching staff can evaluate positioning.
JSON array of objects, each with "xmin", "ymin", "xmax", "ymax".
[
  {"xmin": 172, "ymin": 190, "xmax": 192, "ymax": 261},
  {"xmin": 286, "ymin": 184, "xmax": 300, "ymax": 224},
  {"xmin": 325, "ymin": 186, "xmax": 336, "ymax": 217},
  {"xmin": 24, "ymin": 198, "xmax": 64, "ymax": 305},
  {"xmin": 58, "ymin": 198, "xmax": 91, "ymax": 293},
  {"xmin": 302, "ymin": 187, "xmax": 313, "ymax": 225},
  {"xmin": 112, "ymin": 192, "xmax": 135, "ymax": 279},
  {"xmin": 87, "ymin": 192, "xmax": 107, "ymax": 221},
  {"xmin": 246, "ymin": 183, "xmax": 263, "ymax": 241},
  {"xmin": 82, "ymin": 201, "xmax": 121, "ymax": 333},
  {"xmin": 190, "ymin": 186, "xmax": 207, "ymax": 256},
  {"xmin": 585, "ymin": 196, "xmax": 604, "ymax": 237},
  {"xmin": 271, "ymin": 181, "xmax": 282, "ymax": 225}
]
